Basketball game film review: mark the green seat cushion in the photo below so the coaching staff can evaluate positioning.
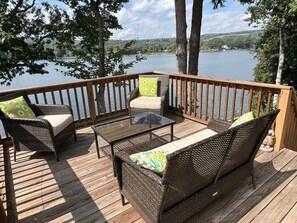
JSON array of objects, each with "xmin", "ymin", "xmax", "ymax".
[
  {"xmin": 0, "ymin": 96, "xmax": 36, "ymax": 119},
  {"xmin": 130, "ymin": 149, "xmax": 168, "ymax": 174},
  {"xmin": 139, "ymin": 77, "xmax": 158, "ymax": 97},
  {"xmin": 230, "ymin": 111, "xmax": 254, "ymax": 128}
]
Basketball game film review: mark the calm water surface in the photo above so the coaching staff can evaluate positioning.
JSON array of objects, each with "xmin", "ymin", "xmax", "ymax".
[{"xmin": 0, "ymin": 50, "xmax": 257, "ymax": 91}]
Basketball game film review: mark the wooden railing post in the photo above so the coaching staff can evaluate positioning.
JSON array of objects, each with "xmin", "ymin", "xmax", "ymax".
[
  {"xmin": 86, "ymin": 82, "xmax": 97, "ymax": 124},
  {"xmin": 275, "ymin": 88, "xmax": 292, "ymax": 151}
]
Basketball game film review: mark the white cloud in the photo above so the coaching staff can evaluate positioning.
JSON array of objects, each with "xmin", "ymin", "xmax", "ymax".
[{"xmin": 111, "ymin": 1, "xmax": 257, "ymax": 40}]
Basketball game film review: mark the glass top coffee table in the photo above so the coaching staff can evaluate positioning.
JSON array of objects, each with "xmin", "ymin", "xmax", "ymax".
[{"xmin": 91, "ymin": 112, "xmax": 176, "ymax": 176}]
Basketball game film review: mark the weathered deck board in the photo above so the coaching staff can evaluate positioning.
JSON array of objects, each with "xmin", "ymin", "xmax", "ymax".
[{"xmin": 1, "ymin": 114, "xmax": 297, "ymax": 223}]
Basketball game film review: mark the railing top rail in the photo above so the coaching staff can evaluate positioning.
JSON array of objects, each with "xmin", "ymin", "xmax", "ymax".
[
  {"xmin": 0, "ymin": 72, "xmax": 153, "ymax": 96},
  {"xmin": 153, "ymin": 71, "xmax": 293, "ymax": 91}
]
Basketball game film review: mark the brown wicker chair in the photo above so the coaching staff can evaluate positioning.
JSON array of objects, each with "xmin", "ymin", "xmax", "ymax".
[
  {"xmin": 115, "ymin": 109, "xmax": 280, "ymax": 223},
  {"xmin": 127, "ymin": 74, "xmax": 169, "ymax": 116},
  {"xmin": 0, "ymin": 91, "xmax": 76, "ymax": 161}
]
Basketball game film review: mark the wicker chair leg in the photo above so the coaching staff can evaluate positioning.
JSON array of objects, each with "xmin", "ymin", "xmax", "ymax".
[
  {"xmin": 74, "ymin": 131, "xmax": 77, "ymax": 141},
  {"xmin": 120, "ymin": 194, "xmax": 125, "ymax": 206},
  {"xmin": 14, "ymin": 149, "xmax": 16, "ymax": 162},
  {"xmin": 55, "ymin": 152, "xmax": 59, "ymax": 162},
  {"xmin": 252, "ymin": 172, "xmax": 256, "ymax": 189}
]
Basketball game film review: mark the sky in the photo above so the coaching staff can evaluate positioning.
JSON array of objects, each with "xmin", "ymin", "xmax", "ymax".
[
  {"xmin": 39, "ymin": 0, "xmax": 256, "ymax": 40},
  {"xmin": 112, "ymin": 0, "xmax": 255, "ymax": 40}
]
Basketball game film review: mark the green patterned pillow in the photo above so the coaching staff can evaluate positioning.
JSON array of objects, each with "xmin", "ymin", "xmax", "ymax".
[
  {"xmin": 139, "ymin": 77, "xmax": 159, "ymax": 97},
  {"xmin": 0, "ymin": 96, "xmax": 36, "ymax": 119},
  {"xmin": 230, "ymin": 111, "xmax": 254, "ymax": 128},
  {"xmin": 130, "ymin": 149, "xmax": 168, "ymax": 174}
]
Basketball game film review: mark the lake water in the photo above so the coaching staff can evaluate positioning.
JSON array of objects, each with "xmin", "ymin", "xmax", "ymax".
[{"xmin": 0, "ymin": 50, "xmax": 257, "ymax": 91}]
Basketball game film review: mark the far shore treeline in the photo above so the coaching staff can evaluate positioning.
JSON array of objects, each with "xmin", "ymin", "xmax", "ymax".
[{"xmin": 55, "ymin": 30, "xmax": 260, "ymax": 58}]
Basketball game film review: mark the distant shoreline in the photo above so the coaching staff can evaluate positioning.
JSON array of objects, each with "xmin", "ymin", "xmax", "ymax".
[{"xmin": 60, "ymin": 49, "xmax": 252, "ymax": 59}]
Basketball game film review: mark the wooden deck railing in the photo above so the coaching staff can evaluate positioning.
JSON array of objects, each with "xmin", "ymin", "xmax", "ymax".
[{"xmin": 0, "ymin": 71, "xmax": 296, "ymax": 151}]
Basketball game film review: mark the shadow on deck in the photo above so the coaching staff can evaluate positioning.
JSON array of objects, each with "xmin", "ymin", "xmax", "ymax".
[{"xmin": 1, "ymin": 114, "xmax": 297, "ymax": 223}]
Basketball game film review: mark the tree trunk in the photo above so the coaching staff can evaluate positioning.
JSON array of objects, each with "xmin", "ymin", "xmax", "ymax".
[
  {"xmin": 273, "ymin": 16, "xmax": 286, "ymax": 107},
  {"xmin": 188, "ymin": 0, "xmax": 203, "ymax": 75},
  {"xmin": 175, "ymin": 0, "xmax": 187, "ymax": 74},
  {"xmin": 91, "ymin": 0, "xmax": 106, "ymax": 113}
]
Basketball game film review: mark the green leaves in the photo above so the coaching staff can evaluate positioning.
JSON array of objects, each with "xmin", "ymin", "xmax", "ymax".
[
  {"xmin": 0, "ymin": 0, "xmax": 66, "ymax": 85},
  {"xmin": 247, "ymin": 0, "xmax": 297, "ymax": 89}
]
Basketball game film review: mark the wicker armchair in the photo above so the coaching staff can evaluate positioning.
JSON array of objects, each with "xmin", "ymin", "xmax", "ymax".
[
  {"xmin": 0, "ymin": 91, "xmax": 76, "ymax": 161},
  {"xmin": 127, "ymin": 74, "xmax": 169, "ymax": 116},
  {"xmin": 115, "ymin": 109, "xmax": 280, "ymax": 223}
]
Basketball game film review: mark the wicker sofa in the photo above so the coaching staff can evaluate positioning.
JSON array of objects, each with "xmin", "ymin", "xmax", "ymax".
[{"xmin": 115, "ymin": 109, "xmax": 280, "ymax": 223}]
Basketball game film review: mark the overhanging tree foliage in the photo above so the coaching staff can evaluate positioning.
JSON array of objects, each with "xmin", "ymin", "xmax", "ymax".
[
  {"xmin": 56, "ymin": 0, "xmax": 143, "ymax": 112},
  {"xmin": 0, "ymin": 0, "xmax": 66, "ymax": 85},
  {"xmin": 246, "ymin": 0, "xmax": 297, "ymax": 90}
]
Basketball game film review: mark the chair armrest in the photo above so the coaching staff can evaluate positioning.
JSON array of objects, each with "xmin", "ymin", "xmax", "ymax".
[
  {"xmin": 127, "ymin": 88, "xmax": 139, "ymax": 104},
  {"xmin": 1, "ymin": 117, "xmax": 54, "ymax": 138},
  {"xmin": 31, "ymin": 104, "xmax": 73, "ymax": 116},
  {"xmin": 208, "ymin": 119, "xmax": 231, "ymax": 133},
  {"xmin": 115, "ymin": 151, "xmax": 164, "ymax": 185}
]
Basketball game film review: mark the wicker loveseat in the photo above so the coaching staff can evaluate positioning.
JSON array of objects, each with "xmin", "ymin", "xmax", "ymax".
[
  {"xmin": 0, "ymin": 91, "xmax": 76, "ymax": 161},
  {"xmin": 115, "ymin": 109, "xmax": 280, "ymax": 223}
]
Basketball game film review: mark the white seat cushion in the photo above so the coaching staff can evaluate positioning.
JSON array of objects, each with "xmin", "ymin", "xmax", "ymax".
[
  {"xmin": 130, "ymin": 96, "xmax": 162, "ymax": 109},
  {"xmin": 37, "ymin": 114, "xmax": 73, "ymax": 136},
  {"xmin": 171, "ymin": 129, "xmax": 217, "ymax": 148}
]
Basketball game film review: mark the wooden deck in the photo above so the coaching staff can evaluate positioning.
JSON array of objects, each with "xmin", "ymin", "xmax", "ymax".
[{"xmin": 1, "ymin": 114, "xmax": 297, "ymax": 223}]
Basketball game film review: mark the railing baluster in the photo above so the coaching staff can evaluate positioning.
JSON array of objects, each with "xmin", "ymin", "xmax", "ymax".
[
  {"xmin": 59, "ymin": 89, "xmax": 64, "ymax": 105},
  {"xmin": 118, "ymin": 79, "xmax": 123, "ymax": 111},
  {"xmin": 211, "ymin": 83, "xmax": 215, "ymax": 120},
  {"xmin": 81, "ymin": 86, "xmax": 87, "ymax": 119},
  {"xmin": 51, "ymin": 90, "xmax": 56, "ymax": 104},
  {"xmin": 183, "ymin": 79, "xmax": 187, "ymax": 114},
  {"xmin": 86, "ymin": 82, "xmax": 96, "ymax": 124},
  {"xmin": 170, "ymin": 77, "xmax": 174, "ymax": 108},
  {"xmin": 199, "ymin": 82, "xmax": 203, "ymax": 119},
  {"xmin": 66, "ymin": 87, "xmax": 72, "ymax": 109},
  {"xmin": 179, "ymin": 78, "xmax": 183, "ymax": 110},
  {"xmin": 94, "ymin": 84, "xmax": 100, "ymax": 115},
  {"xmin": 256, "ymin": 88, "xmax": 263, "ymax": 117},
  {"xmin": 106, "ymin": 81, "xmax": 112, "ymax": 114},
  {"xmin": 43, "ymin": 92, "xmax": 48, "ymax": 104},
  {"xmin": 248, "ymin": 87, "xmax": 253, "ymax": 112},
  {"xmin": 224, "ymin": 86, "xmax": 229, "ymax": 121},
  {"xmin": 175, "ymin": 77, "xmax": 178, "ymax": 108},
  {"xmin": 123, "ymin": 78, "xmax": 127, "ymax": 109},
  {"xmin": 205, "ymin": 82, "xmax": 209, "ymax": 120},
  {"xmin": 231, "ymin": 86, "xmax": 237, "ymax": 122},
  {"xmin": 266, "ymin": 91, "xmax": 272, "ymax": 113},
  {"xmin": 34, "ymin": 93, "xmax": 39, "ymax": 104},
  {"xmin": 193, "ymin": 80, "xmax": 197, "ymax": 117},
  {"xmin": 189, "ymin": 80, "xmax": 193, "ymax": 115},
  {"xmin": 217, "ymin": 84, "xmax": 222, "ymax": 119},
  {"xmin": 239, "ymin": 87, "xmax": 245, "ymax": 116},
  {"xmin": 74, "ymin": 87, "xmax": 81, "ymax": 121},
  {"xmin": 128, "ymin": 79, "xmax": 132, "ymax": 93},
  {"xmin": 112, "ymin": 80, "xmax": 117, "ymax": 112}
]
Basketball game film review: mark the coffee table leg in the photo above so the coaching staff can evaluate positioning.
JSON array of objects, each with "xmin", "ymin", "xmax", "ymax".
[
  {"xmin": 111, "ymin": 143, "xmax": 116, "ymax": 177},
  {"xmin": 94, "ymin": 132, "xmax": 100, "ymax": 158},
  {"xmin": 170, "ymin": 124, "xmax": 174, "ymax": 142}
]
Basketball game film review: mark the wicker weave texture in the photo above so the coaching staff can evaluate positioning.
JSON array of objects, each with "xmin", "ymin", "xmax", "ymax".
[
  {"xmin": 0, "ymin": 91, "xmax": 76, "ymax": 161},
  {"xmin": 115, "ymin": 109, "xmax": 280, "ymax": 223}
]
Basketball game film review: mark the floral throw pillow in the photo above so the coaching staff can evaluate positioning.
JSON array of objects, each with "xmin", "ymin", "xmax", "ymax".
[
  {"xmin": 0, "ymin": 96, "xmax": 36, "ymax": 119},
  {"xmin": 139, "ymin": 77, "xmax": 158, "ymax": 97},
  {"xmin": 130, "ymin": 149, "xmax": 168, "ymax": 174},
  {"xmin": 230, "ymin": 111, "xmax": 254, "ymax": 128}
]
